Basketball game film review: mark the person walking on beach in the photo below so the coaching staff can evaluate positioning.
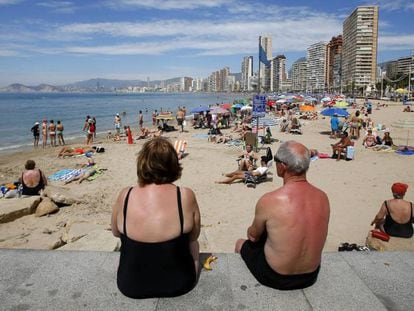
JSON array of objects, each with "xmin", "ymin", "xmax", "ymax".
[
  {"xmin": 41, "ymin": 119, "xmax": 48, "ymax": 148},
  {"xmin": 138, "ymin": 110, "xmax": 144, "ymax": 129},
  {"xmin": 235, "ymin": 141, "xmax": 330, "ymax": 290},
  {"xmin": 56, "ymin": 120, "xmax": 65, "ymax": 145},
  {"xmin": 31, "ymin": 122, "xmax": 40, "ymax": 148},
  {"xmin": 49, "ymin": 120, "xmax": 56, "ymax": 147},
  {"xmin": 152, "ymin": 110, "xmax": 158, "ymax": 126},
  {"xmin": 114, "ymin": 113, "xmax": 122, "ymax": 139},
  {"xmin": 176, "ymin": 107, "xmax": 185, "ymax": 132}
]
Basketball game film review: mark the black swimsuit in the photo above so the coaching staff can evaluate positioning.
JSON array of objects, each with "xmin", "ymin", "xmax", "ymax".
[
  {"xmin": 117, "ymin": 187, "xmax": 196, "ymax": 299},
  {"xmin": 21, "ymin": 170, "xmax": 44, "ymax": 196},
  {"xmin": 383, "ymin": 201, "xmax": 413, "ymax": 238},
  {"xmin": 241, "ymin": 231, "xmax": 320, "ymax": 290}
]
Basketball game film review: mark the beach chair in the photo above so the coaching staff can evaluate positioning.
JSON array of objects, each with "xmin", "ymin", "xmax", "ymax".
[
  {"xmin": 244, "ymin": 159, "xmax": 273, "ymax": 188},
  {"xmin": 174, "ymin": 140, "xmax": 187, "ymax": 159}
]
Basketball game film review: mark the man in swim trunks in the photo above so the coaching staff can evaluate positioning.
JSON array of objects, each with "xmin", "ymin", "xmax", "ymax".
[
  {"xmin": 49, "ymin": 120, "xmax": 56, "ymax": 147},
  {"xmin": 235, "ymin": 141, "xmax": 330, "ymax": 290}
]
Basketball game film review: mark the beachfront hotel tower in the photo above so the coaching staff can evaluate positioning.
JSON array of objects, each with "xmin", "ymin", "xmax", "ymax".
[
  {"xmin": 241, "ymin": 56, "xmax": 254, "ymax": 92},
  {"xmin": 291, "ymin": 57, "xmax": 307, "ymax": 92},
  {"xmin": 271, "ymin": 55, "xmax": 287, "ymax": 92},
  {"xmin": 342, "ymin": 6, "xmax": 379, "ymax": 94},
  {"xmin": 326, "ymin": 35, "xmax": 343, "ymax": 93},
  {"xmin": 306, "ymin": 42, "xmax": 327, "ymax": 93},
  {"xmin": 259, "ymin": 35, "xmax": 272, "ymax": 92}
]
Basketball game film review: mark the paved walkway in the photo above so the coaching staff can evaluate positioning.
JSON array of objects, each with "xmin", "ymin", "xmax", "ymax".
[{"xmin": 1, "ymin": 250, "xmax": 413, "ymax": 310}]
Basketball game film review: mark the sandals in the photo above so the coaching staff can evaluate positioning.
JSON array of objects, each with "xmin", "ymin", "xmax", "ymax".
[{"xmin": 338, "ymin": 242, "xmax": 370, "ymax": 252}]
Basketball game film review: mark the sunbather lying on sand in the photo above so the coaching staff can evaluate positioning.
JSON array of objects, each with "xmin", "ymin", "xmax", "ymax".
[
  {"xmin": 57, "ymin": 146, "xmax": 95, "ymax": 158},
  {"xmin": 215, "ymin": 158, "xmax": 268, "ymax": 184},
  {"xmin": 64, "ymin": 167, "xmax": 96, "ymax": 184}
]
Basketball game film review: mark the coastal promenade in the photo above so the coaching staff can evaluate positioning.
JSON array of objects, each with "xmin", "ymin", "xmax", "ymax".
[{"xmin": 1, "ymin": 249, "xmax": 413, "ymax": 310}]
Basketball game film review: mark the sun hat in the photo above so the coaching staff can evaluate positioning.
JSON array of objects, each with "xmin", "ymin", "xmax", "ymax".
[
  {"xmin": 391, "ymin": 182, "xmax": 408, "ymax": 196},
  {"xmin": 34, "ymin": 122, "xmax": 40, "ymax": 125}
]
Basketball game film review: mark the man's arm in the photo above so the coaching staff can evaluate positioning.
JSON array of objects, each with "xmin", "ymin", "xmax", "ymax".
[{"xmin": 247, "ymin": 198, "xmax": 267, "ymax": 242}]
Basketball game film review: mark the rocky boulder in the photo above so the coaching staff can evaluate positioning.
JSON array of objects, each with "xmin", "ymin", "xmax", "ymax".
[
  {"xmin": 35, "ymin": 197, "xmax": 59, "ymax": 217},
  {"xmin": 43, "ymin": 185, "xmax": 82, "ymax": 206}
]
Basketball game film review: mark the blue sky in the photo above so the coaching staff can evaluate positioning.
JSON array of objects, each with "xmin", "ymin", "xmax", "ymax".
[{"xmin": 0, "ymin": 0, "xmax": 413, "ymax": 87}]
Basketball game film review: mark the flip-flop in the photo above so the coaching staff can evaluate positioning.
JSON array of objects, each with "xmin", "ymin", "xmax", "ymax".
[{"xmin": 338, "ymin": 242, "xmax": 349, "ymax": 252}]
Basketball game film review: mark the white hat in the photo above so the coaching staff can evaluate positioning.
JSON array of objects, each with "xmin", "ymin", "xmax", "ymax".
[{"xmin": 34, "ymin": 122, "xmax": 40, "ymax": 125}]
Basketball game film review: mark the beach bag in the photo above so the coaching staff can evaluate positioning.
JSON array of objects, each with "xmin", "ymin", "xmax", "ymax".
[
  {"xmin": 370, "ymin": 230, "xmax": 390, "ymax": 242},
  {"xmin": 346, "ymin": 146, "xmax": 354, "ymax": 160}
]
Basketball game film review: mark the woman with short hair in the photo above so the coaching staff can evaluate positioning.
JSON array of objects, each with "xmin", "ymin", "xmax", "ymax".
[
  {"xmin": 112, "ymin": 137, "xmax": 201, "ymax": 298},
  {"xmin": 20, "ymin": 160, "xmax": 47, "ymax": 196}
]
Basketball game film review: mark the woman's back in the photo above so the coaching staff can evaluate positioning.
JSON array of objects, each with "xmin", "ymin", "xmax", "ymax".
[
  {"xmin": 116, "ymin": 184, "xmax": 197, "ymax": 298},
  {"xmin": 384, "ymin": 199, "xmax": 413, "ymax": 238}
]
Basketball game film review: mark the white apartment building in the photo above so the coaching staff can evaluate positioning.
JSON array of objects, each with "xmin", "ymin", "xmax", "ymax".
[
  {"xmin": 290, "ymin": 57, "xmax": 307, "ymax": 92},
  {"xmin": 259, "ymin": 35, "xmax": 272, "ymax": 92},
  {"xmin": 306, "ymin": 42, "xmax": 327, "ymax": 93},
  {"xmin": 342, "ymin": 6, "xmax": 379, "ymax": 90},
  {"xmin": 241, "ymin": 56, "xmax": 254, "ymax": 92},
  {"xmin": 271, "ymin": 55, "xmax": 287, "ymax": 93}
]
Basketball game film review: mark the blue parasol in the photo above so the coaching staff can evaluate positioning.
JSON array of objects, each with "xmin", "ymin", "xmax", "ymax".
[
  {"xmin": 321, "ymin": 108, "xmax": 349, "ymax": 117},
  {"xmin": 191, "ymin": 106, "xmax": 210, "ymax": 113}
]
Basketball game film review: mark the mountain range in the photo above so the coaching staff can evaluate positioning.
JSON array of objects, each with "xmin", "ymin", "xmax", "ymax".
[{"xmin": 0, "ymin": 77, "xmax": 183, "ymax": 93}]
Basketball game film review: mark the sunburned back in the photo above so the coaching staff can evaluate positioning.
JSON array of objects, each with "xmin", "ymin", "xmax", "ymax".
[
  {"xmin": 117, "ymin": 185, "xmax": 194, "ymax": 243},
  {"xmin": 23, "ymin": 170, "xmax": 41, "ymax": 187},
  {"xmin": 264, "ymin": 182, "xmax": 330, "ymax": 275},
  {"xmin": 386, "ymin": 200, "xmax": 412, "ymax": 223}
]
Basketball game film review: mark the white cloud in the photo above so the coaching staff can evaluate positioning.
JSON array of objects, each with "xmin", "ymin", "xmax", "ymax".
[
  {"xmin": 367, "ymin": 0, "xmax": 414, "ymax": 11},
  {"xmin": 379, "ymin": 34, "xmax": 414, "ymax": 50},
  {"xmin": 36, "ymin": 1, "xmax": 76, "ymax": 13},
  {"xmin": 0, "ymin": 0, "xmax": 22, "ymax": 5},
  {"xmin": 106, "ymin": 0, "xmax": 233, "ymax": 10}
]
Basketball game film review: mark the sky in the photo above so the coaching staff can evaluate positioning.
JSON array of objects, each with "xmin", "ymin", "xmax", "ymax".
[{"xmin": 0, "ymin": 0, "xmax": 413, "ymax": 87}]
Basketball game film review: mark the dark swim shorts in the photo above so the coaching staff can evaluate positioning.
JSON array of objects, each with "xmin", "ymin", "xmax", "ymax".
[{"xmin": 240, "ymin": 233, "xmax": 320, "ymax": 290}]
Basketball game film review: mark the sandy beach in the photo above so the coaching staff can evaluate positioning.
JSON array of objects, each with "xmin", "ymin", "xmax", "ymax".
[{"xmin": 0, "ymin": 99, "xmax": 413, "ymax": 252}]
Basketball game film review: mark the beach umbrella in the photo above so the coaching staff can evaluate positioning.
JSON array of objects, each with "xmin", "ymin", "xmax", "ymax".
[
  {"xmin": 321, "ymin": 97, "xmax": 331, "ymax": 102},
  {"xmin": 210, "ymin": 106, "xmax": 228, "ymax": 114},
  {"xmin": 392, "ymin": 119, "xmax": 414, "ymax": 146},
  {"xmin": 276, "ymin": 99, "xmax": 287, "ymax": 103},
  {"xmin": 156, "ymin": 114, "xmax": 175, "ymax": 120},
  {"xmin": 220, "ymin": 103, "xmax": 232, "ymax": 109},
  {"xmin": 333, "ymin": 101, "xmax": 349, "ymax": 108},
  {"xmin": 300, "ymin": 105, "xmax": 315, "ymax": 112},
  {"xmin": 240, "ymin": 105, "xmax": 252, "ymax": 111},
  {"xmin": 321, "ymin": 108, "xmax": 349, "ymax": 117},
  {"xmin": 190, "ymin": 106, "xmax": 210, "ymax": 113},
  {"xmin": 232, "ymin": 103, "xmax": 244, "ymax": 109},
  {"xmin": 396, "ymin": 88, "xmax": 408, "ymax": 94}
]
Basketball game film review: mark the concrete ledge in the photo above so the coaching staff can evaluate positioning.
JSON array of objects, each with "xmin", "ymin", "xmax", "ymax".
[{"xmin": 0, "ymin": 250, "xmax": 413, "ymax": 310}]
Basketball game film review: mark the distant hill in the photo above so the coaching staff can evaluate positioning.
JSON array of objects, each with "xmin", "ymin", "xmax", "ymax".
[
  {"xmin": 0, "ymin": 83, "xmax": 64, "ymax": 93},
  {"xmin": 0, "ymin": 77, "xmax": 186, "ymax": 93}
]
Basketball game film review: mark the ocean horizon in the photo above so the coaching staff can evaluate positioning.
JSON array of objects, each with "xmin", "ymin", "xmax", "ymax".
[{"xmin": 0, "ymin": 92, "xmax": 243, "ymax": 152}]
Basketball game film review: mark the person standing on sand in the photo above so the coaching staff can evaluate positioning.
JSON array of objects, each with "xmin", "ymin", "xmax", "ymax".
[
  {"xmin": 56, "ymin": 120, "xmax": 65, "ymax": 145},
  {"xmin": 41, "ymin": 119, "xmax": 48, "ymax": 148},
  {"xmin": 49, "ymin": 120, "xmax": 56, "ymax": 147},
  {"xmin": 235, "ymin": 141, "xmax": 330, "ymax": 290},
  {"xmin": 176, "ymin": 108, "xmax": 185, "ymax": 132},
  {"xmin": 114, "ymin": 113, "xmax": 121, "ymax": 139},
  {"xmin": 138, "ymin": 110, "xmax": 144, "ymax": 129},
  {"xmin": 31, "ymin": 122, "xmax": 40, "ymax": 148}
]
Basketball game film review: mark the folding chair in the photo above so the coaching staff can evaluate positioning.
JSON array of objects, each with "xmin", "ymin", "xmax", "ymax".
[{"xmin": 174, "ymin": 140, "xmax": 187, "ymax": 159}]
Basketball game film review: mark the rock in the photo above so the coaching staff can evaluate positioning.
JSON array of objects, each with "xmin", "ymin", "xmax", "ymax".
[
  {"xmin": 62, "ymin": 222, "xmax": 108, "ymax": 243},
  {"xmin": 57, "ymin": 229, "xmax": 121, "ymax": 251},
  {"xmin": 43, "ymin": 185, "xmax": 81, "ymax": 206},
  {"xmin": 0, "ymin": 230, "xmax": 64, "ymax": 250},
  {"xmin": 35, "ymin": 197, "xmax": 59, "ymax": 217},
  {"xmin": 0, "ymin": 196, "xmax": 41, "ymax": 224}
]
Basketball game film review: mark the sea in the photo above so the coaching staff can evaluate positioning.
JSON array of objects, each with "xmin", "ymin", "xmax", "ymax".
[{"xmin": 0, "ymin": 92, "xmax": 243, "ymax": 153}]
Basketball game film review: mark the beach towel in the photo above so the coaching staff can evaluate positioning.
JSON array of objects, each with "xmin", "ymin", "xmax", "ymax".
[
  {"xmin": 192, "ymin": 134, "xmax": 209, "ymax": 139},
  {"xmin": 174, "ymin": 140, "xmax": 187, "ymax": 154},
  {"xmin": 396, "ymin": 150, "xmax": 414, "ymax": 155},
  {"xmin": 86, "ymin": 167, "xmax": 107, "ymax": 181},
  {"xmin": 48, "ymin": 169, "xmax": 84, "ymax": 181}
]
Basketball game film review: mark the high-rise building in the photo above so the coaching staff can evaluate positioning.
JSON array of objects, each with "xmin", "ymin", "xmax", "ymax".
[
  {"xmin": 326, "ymin": 35, "xmax": 343, "ymax": 92},
  {"xmin": 271, "ymin": 55, "xmax": 287, "ymax": 92},
  {"xmin": 306, "ymin": 42, "xmax": 327, "ymax": 93},
  {"xmin": 241, "ymin": 56, "xmax": 254, "ymax": 92},
  {"xmin": 259, "ymin": 35, "xmax": 272, "ymax": 92},
  {"xmin": 291, "ymin": 57, "xmax": 307, "ymax": 92},
  {"xmin": 342, "ymin": 6, "xmax": 379, "ymax": 92},
  {"xmin": 208, "ymin": 67, "xmax": 230, "ymax": 92}
]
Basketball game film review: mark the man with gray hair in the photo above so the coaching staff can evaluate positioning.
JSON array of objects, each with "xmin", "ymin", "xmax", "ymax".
[{"xmin": 235, "ymin": 141, "xmax": 330, "ymax": 290}]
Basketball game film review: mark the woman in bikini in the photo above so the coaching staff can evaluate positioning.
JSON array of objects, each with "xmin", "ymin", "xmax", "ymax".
[{"xmin": 49, "ymin": 120, "xmax": 56, "ymax": 147}]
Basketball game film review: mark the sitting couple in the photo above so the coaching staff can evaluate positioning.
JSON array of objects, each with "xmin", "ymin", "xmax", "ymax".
[{"xmin": 111, "ymin": 139, "xmax": 330, "ymax": 299}]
